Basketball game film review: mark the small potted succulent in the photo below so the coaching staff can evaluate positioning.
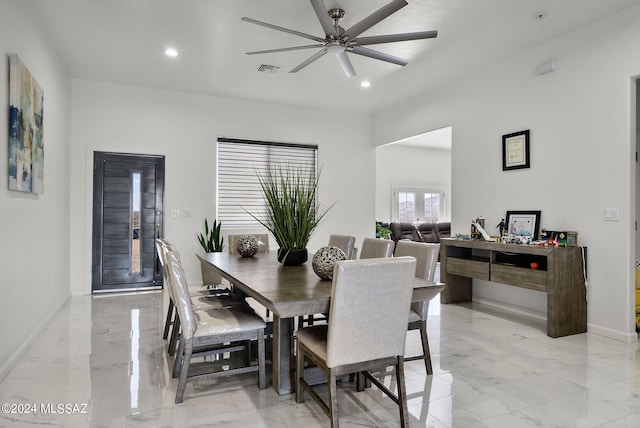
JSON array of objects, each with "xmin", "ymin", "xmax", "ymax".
[{"xmin": 197, "ymin": 218, "xmax": 224, "ymax": 286}]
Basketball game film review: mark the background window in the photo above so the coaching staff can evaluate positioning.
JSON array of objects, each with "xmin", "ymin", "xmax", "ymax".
[
  {"xmin": 217, "ymin": 138, "xmax": 318, "ymax": 228},
  {"xmin": 398, "ymin": 192, "xmax": 415, "ymax": 222},
  {"xmin": 393, "ymin": 187, "xmax": 444, "ymax": 223}
]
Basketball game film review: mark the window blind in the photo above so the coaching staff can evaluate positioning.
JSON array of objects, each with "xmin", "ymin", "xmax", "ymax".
[{"xmin": 217, "ymin": 138, "xmax": 318, "ymax": 227}]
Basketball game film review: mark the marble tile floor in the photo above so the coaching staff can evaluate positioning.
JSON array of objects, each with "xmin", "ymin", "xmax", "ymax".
[{"xmin": 1, "ymin": 290, "xmax": 640, "ymax": 427}]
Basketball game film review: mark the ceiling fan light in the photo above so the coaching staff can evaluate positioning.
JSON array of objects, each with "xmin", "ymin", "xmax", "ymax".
[
  {"xmin": 165, "ymin": 48, "xmax": 178, "ymax": 58},
  {"xmin": 360, "ymin": 80, "xmax": 371, "ymax": 88}
]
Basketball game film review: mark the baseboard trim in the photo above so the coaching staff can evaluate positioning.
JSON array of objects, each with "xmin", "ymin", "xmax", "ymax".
[
  {"xmin": 587, "ymin": 323, "xmax": 639, "ymax": 344},
  {"xmin": 0, "ymin": 294, "xmax": 70, "ymax": 382}
]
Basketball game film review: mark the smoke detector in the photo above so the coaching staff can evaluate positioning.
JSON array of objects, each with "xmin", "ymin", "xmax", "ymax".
[{"xmin": 533, "ymin": 11, "xmax": 549, "ymax": 20}]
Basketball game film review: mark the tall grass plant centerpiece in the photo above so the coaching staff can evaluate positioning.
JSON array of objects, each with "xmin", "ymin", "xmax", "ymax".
[{"xmin": 248, "ymin": 163, "xmax": 333, "ymax": 265}]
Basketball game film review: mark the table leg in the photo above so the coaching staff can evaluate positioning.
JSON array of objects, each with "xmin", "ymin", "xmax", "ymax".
[{"xmin": 272, "ymin": 315, "xmax": 294, "ymax": 395}]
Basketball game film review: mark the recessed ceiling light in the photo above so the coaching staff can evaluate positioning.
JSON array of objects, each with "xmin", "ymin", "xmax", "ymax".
[
  {"xmin": 165, "ymin": 48, "xmax": 178, "ymax": 57},
  {"xmin": 360, "ymin": 80, "xmax": 371, "ymax": 88}
]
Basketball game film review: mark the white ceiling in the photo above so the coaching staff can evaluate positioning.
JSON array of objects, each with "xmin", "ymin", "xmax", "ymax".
[{"xmin": 35, "ymin": 0, "xmax": 640, "ymax": 115}]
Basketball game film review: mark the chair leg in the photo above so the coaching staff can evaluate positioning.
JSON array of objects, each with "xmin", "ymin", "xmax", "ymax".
[
  {"xmin": 419, "ymin": 320, "xmax": 433, "ymax": 375},
  {"xmin": 395, "ymin": 357, "xmax": 409, "ymax": 428},
  {"xmin": 257, "ymin": 329, "xmax": 266, "ymax": 390},
  {"xmin": 163, "ymin": 299, "xmax": 174, "ymax": 340},
  {"xmin": 328, "ymin": 369, "xmax": 339, "ymax": 428},
  {"xmin": 173, "ymin": 333, "xmax": 186, "ymax": 379},
  {"xmin": 356, "ymin": 372, "xmax": 365, "ymax": 392},
  {"xmin": 175, "ymin": 341, "xmax": 193, "ymax": 404},
  {"xmin": 169, "ymin": 316, "xmax": 180, "ymax": 356},
  {"xmin": 245, "ymin": 339, "xmax": 252, "ymax": 367},
  {"xmin": 295, "ymin": 342, "xmax": 305, "ymax": 403}
]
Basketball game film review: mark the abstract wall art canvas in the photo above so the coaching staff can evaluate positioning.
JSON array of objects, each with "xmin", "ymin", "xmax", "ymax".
[{"xmin": 8, "ymin": 53, "xmax": 44, "ymax": 193}]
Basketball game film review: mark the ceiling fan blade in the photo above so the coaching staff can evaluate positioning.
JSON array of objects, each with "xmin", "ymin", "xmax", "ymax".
[
  {"xmin": 352, "ymin": 30, "xmax": 438, "ymax": 46},
  {"xmin": 247, "ymin": 44, "xmax": 326, "ymax": 55},
  {"xmin": 334, "ymin": 50, "xmax": 356, "ymax": 77},
  {"xmin": 348, "ymin": 46, "xmax": 408, "ymax": 66},
  {"xmin": 242, "ymin": 17, "xmax": 326, "ymax": 44},
  {"xmin": 290, "ymin": 48, "xmax": 329, "ymax": 73},
  {"xmin": 342, "ymin": 0, "xmax": 407, "ymax": 41},
  {"xmin": 310, "ymin": 0, "xmax": 338, "ymax": 38}
]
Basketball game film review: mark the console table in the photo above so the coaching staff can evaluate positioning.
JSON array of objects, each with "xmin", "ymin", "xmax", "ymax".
[{"xmin": 440, "ymin": 239, "xmax": 587, "ymax": 338}]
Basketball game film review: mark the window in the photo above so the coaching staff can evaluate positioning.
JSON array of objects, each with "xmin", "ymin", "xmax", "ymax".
[
  {"xmin": 398, "ymin": 192, "xmax": 415, "ymax": 222},
  {"xmin": 393, "ymin": 187, "xmax": 445, "ymax": 223},
  {"xmin": 217, "ymin": 138, "xmax": 318, "ymax": 227}
]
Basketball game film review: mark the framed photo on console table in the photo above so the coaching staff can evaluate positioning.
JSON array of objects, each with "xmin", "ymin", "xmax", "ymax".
[
  {"xmin": 505, "ymin": 210, "xmax": 541, "ymax": 240},
  {"xmin": 502, "ymin": 130, "xmax": 530, "ymax": 171}
]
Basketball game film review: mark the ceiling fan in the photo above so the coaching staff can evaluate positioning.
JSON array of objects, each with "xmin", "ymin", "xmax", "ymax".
[{"xmin": 241, "ymin": 0, "xmax": 437, "ymax": 77}]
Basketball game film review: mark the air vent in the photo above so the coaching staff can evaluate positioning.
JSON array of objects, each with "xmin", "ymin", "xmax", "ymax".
[{"xmin": 257, "ymin": 64, "xmax": 280, "ymax": 74}]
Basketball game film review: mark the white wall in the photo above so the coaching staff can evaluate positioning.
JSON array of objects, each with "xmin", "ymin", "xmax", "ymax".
[
  {"xmin": 375, "ymin": 144, "xmax": 451, "ymax": 223},
  {"xmin": 69, "ymin": 80, "xmax": 374, "ymax": 294},
  {"xmin": 0, "ymin": 1, "xmax": 71, "ymax": 379},
  {"xmin": 373, "ymin": 4, "xmax": 640, "ymax": 342}
]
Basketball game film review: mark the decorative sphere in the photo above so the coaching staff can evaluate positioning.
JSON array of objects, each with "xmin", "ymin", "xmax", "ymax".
[
  {"xmin": 312, "ymin": 246, "xmax": 347, "ymax": 280},
  {"xmin": 236, "ymin": 235, "xmax": 259, "ymax": 257}
]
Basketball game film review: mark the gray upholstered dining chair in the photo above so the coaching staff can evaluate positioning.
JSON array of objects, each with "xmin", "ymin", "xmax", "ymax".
[
  {"xmin": 165, "ymin": 247, "xmax": 266, "ymax": 404},
  {"xmin": 298, "ymin": 234, "xmax": 358, "ymax": 328},
  {"xmin": 156, "ymin": 239, "xmax": 253, "ymax": 362},
  {"xmin": 295, "ymin": 256, "xmax": 417, "ymax": 428},
  {"xmin": 394, "ymin": 240, "xmax": 444, "ymax": 374},
  {"xmin": 328, "ymin": 234, "xmax": 356, "ymax": 260},
  {"xmin": 156, "ymin": 239, "xmax": 248, "ymax": 356},
  {"xmin": 359, "ymin": 237, "xmax": 395, "ymax": 259}
]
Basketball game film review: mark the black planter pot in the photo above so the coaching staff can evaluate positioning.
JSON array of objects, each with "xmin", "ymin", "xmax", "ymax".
[{"xmin": 277, "ymin": 248, "xmax": 308, "ymax": 266}]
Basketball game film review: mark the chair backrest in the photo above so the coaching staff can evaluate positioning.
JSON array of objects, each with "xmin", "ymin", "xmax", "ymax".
[
  {"xmin": 359, "ymin": 237, "xmax": 394, "ymax": 259},
  {"xmin": 394, "ymin": 241, "xmax": 439, "ymax": 282},
  {"xmin": 394, "ymin": 240, "xmax": 442, "ymax": 320},
  {"xmin": 228, "ymin": 234, "xmax": 270, "ymax": 255},
  {"xmin": 156, "ymin": 238, "xmax": 178, "ymax": 299},
  {"xmin": 328, "ymin": 234, "xmax": 356, "ymax": 260},
  {"xmin": 165, "ymin": 249, "xmax": 197, "ymax": 340},
  {"xmin": 325, "ymin": 257, "xmax": 416, "ymax": 368}
]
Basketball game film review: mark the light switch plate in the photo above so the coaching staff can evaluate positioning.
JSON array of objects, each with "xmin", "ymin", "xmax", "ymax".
[{"xmin": 604, "ymin": 208, "xmax": 619, "ymax": 221}]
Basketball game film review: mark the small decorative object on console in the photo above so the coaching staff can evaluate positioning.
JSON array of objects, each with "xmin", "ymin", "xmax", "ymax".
[
  {"xmin": 540, "ymin": 230, "xmax": 578, "ymax": 247},
  {"xmin": 501, "ymin": 234, "xmax": 532, "ymax": 245},
  {"xmin": 312, "ymin": 246, "xmax": 346, "ymax": 280},
  {"xmin": 236, "ymin": 235, "xmax": 259, "ymax": 257}
]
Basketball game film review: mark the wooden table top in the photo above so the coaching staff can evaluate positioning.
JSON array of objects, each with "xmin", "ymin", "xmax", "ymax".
[{"xmin": 197, "ymin": 251, "xmax": 443, "ymax": 318}]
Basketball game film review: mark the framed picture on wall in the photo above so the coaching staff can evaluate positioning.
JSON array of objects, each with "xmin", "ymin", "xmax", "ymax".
[
  {"xmin": 502, "ymin": 130, "xmax": 530, "ymax": 171},
  {"xmin": 505, "ymin": 210, "xmax": 541, "ymax": 239},
  {"xmin": 8, "ymin": 53, "xmax": 44, "ymax": 193}
]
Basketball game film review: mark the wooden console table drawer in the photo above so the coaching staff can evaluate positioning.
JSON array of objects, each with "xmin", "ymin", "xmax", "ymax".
[
  {"xmin": 446, "ymin": 258, "xmax": 489, "ymax": 280},
  {"xmin": 491, "ymin": 264, "xmax": 547, "ymax": 292}
]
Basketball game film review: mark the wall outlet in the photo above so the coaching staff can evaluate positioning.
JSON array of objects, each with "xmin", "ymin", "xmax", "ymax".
[{"xmin": 170, "ymin": 210, "xmax": 180, "ymax": 218}]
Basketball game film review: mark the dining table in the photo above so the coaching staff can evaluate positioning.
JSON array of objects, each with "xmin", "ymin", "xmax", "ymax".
[{"xmin": 197, "ymin": 250, "xmax": 442, "ymax": 396}]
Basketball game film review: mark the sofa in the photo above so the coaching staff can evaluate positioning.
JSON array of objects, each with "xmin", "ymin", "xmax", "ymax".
[{"xmin": 389, "ymin": 221, "xmax": 451, "ymax": 244}]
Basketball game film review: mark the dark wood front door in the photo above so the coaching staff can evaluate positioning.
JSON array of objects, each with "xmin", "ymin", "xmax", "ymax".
[{"xmin": 92, "ymin": 152, "xmax": 164, "ymax": 293}]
